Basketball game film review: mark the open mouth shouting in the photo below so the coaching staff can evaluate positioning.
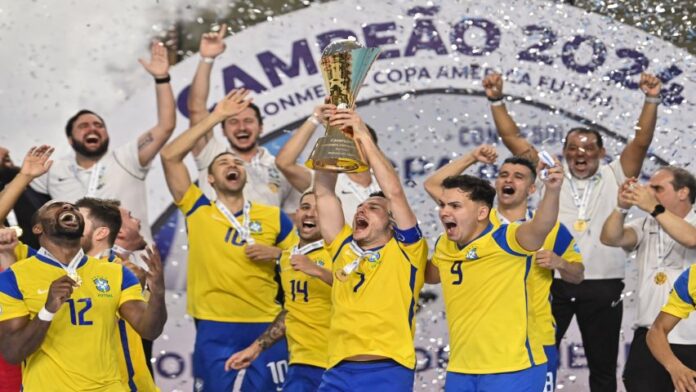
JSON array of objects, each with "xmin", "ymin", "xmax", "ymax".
[
  {"xmin": 354, "ymin": 214, "xmax": 370, "ymax": 234},
  {"xmin": 441, "ymin": 217, "xmax": 458, "ymax": 238},
  {"xmin": 84, "ymin": 132, "xmax": 102, "ymax": 148},
  {"xmin": 234, "ymin": 131, "xmax": 252, "ymax": 144},
  {"xmin": 57, "ymin": 210, "xmax": 81, "ymax": 230},
  {"xmin": 225, "ymin": 169, "xmax": 240, "ymax": 182}
]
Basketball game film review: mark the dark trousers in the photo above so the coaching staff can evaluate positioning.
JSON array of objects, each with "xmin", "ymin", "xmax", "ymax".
[
  {"xmin": 623, "ymin": 327, "xmax": 696, "ymax": 392},
  {"xmin": 552, "ymin": 278, "xmax": 624, "ymax": 392}
]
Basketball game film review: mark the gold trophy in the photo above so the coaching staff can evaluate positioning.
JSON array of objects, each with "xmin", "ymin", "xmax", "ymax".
[{"xmin": 305, "ymin": 39, "xmax": 381, "ymax": 172}]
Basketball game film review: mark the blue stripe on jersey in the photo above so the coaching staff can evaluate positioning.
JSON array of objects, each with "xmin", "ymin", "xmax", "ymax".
[
  {"xmin": 523, "ymin": 256, "xmax": 536, "ymax": 366},
  {"xmin": 186, "ymin": 194, "xmax": 211, "ymax": 217},
  {"xmin": 491, "ymin": 225, "xmax": 525, "ymax": 257},
  {"xmin": 121, "ymin": 266, "xmax": 140, "ymax": 290},
  {"xmin": 35, "ymin": 253, "xmax": 89, "ymax": 270},
  {"xmin": 394, "ymin": 225, "xmax": 423, "ymax": 245},
  {"xmin": 407, "ymin": 264, "xmax": 417, "ymax": 331},
  {"xmin": 276, "ymin": 211, "xmax": 294, "ymax": 245},
  {"xmin": 118, "ymin": 319, "xmax": 137, "ymax": 392},
  {"xmin": 0, "ymin": 269, "xmax": 22, "ymax": 299},
  {"xmin": 27, "ymin": 246, "xmax": 37, "ymax": 258},
  {"xmin": 552, "ymin": 224, "xmax": 573, "ymax": 256},
  {"xmin": 332, "ymin": 235, "xmax": 353, "ymax": 263},
  {"xmin": 673, "ymin": 269, "xmax": 694, "ymax": 306}
]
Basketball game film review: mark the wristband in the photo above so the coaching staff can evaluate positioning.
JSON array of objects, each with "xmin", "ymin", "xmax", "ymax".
[
  {"xmin": 201, "ymin": 56, "xmax": 215, "ymax": 64},
  {"xmin": 490, "ymin": 100, "xmax": 504, "ymax": 107},
  {"xmin": 37, "ymin": 306, "xmax": 55, "ymax": 322},
  {"xmin": 645, "ymin": 96, "xmax": 661, "ymax": 104},
  {"xmin": 487, "ymin": 95, "xmax": 504, "ymax": 102},
  {"xmin": 616, "ymin": 207, "xmax": 629, "ymax": 215},
  {"xmin": 308, "ymin": 114, "xmax": 321, "ymax": 126},
  {"xmin": 155, "ymin": 75, "xmax": 171, "ymax": 84}
]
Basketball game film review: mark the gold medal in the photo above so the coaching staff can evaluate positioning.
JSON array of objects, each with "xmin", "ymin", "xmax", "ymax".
[
  {"xmin": 68, "ymin": 271, "xmax": 82, "ymax": 287},
  {"xmin": 335, "ymin": 269, "xmax": 349, "ymax": 282},
  {"xmin": 573, "ymin": 219, "xmax": 588, "ymax": 232},
  {"xmin": 654, "ymin": 271, "xmax": 668, "ymax": 285}
]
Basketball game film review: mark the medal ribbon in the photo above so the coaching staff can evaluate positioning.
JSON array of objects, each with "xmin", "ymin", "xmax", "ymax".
[
  {"xmin": 215, "ymin": 200, "xmax": 255, "ymax": 244},
  {"xmin": 38, "ymin": 247, "xmax": 85, "ymax": 276},
  {"xmin": 340, "ymin": 241, "xmax": 378, "ymax": 277},
  {"xmin": 496, "ymin": 208, "xmax": 533, "ymax": 225},
  {"xmin": 71, "ymin": 161, "xmax": 104, "ymax": 197},
  {"xmin": 566, "ymin": 172, "xmax": 599, "ymax": 222},
  {"xmin": 292, "ymin": 240, "xmax": 324, "ymax": 256}
]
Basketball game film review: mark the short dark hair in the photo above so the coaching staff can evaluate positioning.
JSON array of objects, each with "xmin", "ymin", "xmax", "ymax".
[
  {"xmin": 661, "ymin": 166, "xmax": 696, "ymax": 204},
  {"xmin": 207, "ymin": 151, "xmax": 240, "ymax": 174},
  {"xmin": 441, "ymin": 175, "xmax": 496, "ymax": 208},
  {"xmin": 369, "ymin": 191, "xmax": 386, "ymax": 198},
  {"xmin": 299, "ymin": 189, "xmax": 315, "ymax": 204},
  {"xmin": 563, "ymin": 127, "xmax": 604, "ymax": 149},
  {"xmin": 65, "ymin": 110, "xmax": 106, "ymax": 137},
  {"xmin": 502, "ymin": 156, "xmax": 537, "ymax": 181},
  {"xmin": 248, "ymin": 102, "xmax": 263, "ymax": 126},
  {"xmin": 75, "ymin": 197, "xmax": 122, "ymax": 246}
]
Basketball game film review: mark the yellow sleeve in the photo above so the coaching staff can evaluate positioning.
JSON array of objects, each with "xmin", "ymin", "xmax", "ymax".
[
  {"xmin": 274, "ymin": 210, "xmax": 297, "ymax": 251},
  {"xmin": 118, "ymin": 266, "xmax": 145, "ymax": 306},
  {"xmin": 430, "ymin": 235, "xmax": 447, "ymax": 268},
  {"xmin": 13, "ymin": 242, "xmax": 30, "ymax": 261},
  {"xmin": 662, "ymin": 266, "xmax": 696, "ymax": 319},
  {"xmin": 326, "ymin": 225, "xmax": 353, "ymax": 261},
  {"xmin": 548, "ymin": 223, "xmax": 582, "ymax": 264},
  {"xmin": 175, "ymin": 184, "xmax": 209, "ymax": 217},
  {"xmin": 492, "ymin": 223, "xmax": 535, "ymax": 256},
  {"xmin": 0, "ymin": 270, "xmax": 29, "ymax": 321}
]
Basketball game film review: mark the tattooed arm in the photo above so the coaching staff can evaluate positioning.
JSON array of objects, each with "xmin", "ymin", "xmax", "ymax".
[{"xmin": 224, "ymin": 310, "xmax": 287, "ymax": 370}]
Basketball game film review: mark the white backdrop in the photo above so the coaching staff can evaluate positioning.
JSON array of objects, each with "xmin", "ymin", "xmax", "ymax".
[{"xmin": 4, "ymin": 0, "xmax": 695, "ymax": 391}]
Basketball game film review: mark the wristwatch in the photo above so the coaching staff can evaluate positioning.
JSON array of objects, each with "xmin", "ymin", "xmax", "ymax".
[{"xmin": 650, "ymin": 204, "xmax": 665, "ymax": 217}]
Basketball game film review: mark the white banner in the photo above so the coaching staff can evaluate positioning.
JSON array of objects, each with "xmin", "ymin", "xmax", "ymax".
[{"xmin": 97, "ymin": 1, "xmax": 695, "ymax": 390}]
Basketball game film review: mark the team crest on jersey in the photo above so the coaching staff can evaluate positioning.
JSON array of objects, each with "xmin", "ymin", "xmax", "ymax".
[
  {"xmin": 466, "ymin": 248, "xmax": 479, "ymax": 260},
  {"xmin": 93, "ymin": 277, "xmax": 111, "ymax": 293},
  {"xmin": 573, "ymin": 243, "xmax": 580, "ymax": 253},
  {"xmin": 315, "ymin": 260, "xmax": 325, "ymax": 267},
  {"xmin": 249, "ymin": 221, "xmax": 262, "ymax": 233}
]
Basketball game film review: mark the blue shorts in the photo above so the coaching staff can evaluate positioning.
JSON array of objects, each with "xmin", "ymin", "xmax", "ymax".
[
  {"xmin": 543, "ymin": 345, "xmax": 558, "ymax": 392},
  {"xmin": 445, "ymin": 364, "xmax": 546, "ymax": 392},
  {"xmin": 193, "ymin": 320, "xmax": 288, "ymax": 392},
  {"xmin": 318, "ymin": 360, "xmax": 414, "ymax": 392},
  {"xmin": 283, "ymin": 364, "xmax": 325, "ymax": 392}
]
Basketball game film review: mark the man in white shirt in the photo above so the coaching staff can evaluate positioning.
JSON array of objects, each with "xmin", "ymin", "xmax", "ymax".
[
  {"xmin": 484, "ymin": 71, "xmax": 662, "ymax": 391},
  {"xmin": 186, "ymin": 26, "xmax": 298, "ymax": 214},
  {"xmin": 30, "ymin": 42, "xmax": 176, "ymax": 244},
  {"xmin": 601, "ymin": 167, "xmax": 696, "ymax": 392},
  {"xmin": 273, "ymin": 102, "xmax": 381, "ymax": 222}
]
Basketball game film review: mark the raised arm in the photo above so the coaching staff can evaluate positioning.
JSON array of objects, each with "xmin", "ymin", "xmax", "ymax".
[
  {"xmin": 330, "ymin": 109, "xmax": 416, "ymax": 229},
  {"xmin": 0, "ymin": 146, "xmax": 53, "ymax": 223},
  {"xmin": 314, "ymin": 171, "xmax": 343, "ymax": 244},
  {"xmin": 136, "ymin": 42, "xmax": 176, "ymax": 167},
  {"xmin": 647, "ymin": 312, "xmax": 696, "ymax": 392},
  {"xmin": 423, "ymin": 144, "xmax": 497, "ymax": 202},
  {"xmin": 160, "ymin": 89, "xmax": 250, "ymax": 202},
  {"xmin": 625, "ymin": 182, "xmax": 696, "ymax": 248},
  {"xmin": 119, "ymin": 246, "xmax": 167, "ymax": 341},
  {"xmin": 189, "ymin": 25, "xmax": 227, "ymax": 156},
  {"xmin": 0, "ymin": 274, "xmax": 75, "ymax": 363},
  {"xmin": 275, "ymin": 103, "xmax": 335, "ymax": 192},
  {"xmin": 516, "ymin": 158, "xmax": 563, "ymax": 250},
  {"xmin": 619, "ymin": 73, "xmax": 661, "ymax": 178},
  {"xmin": 224, "ymin": 310, "xmax": 287, "ymax": 371},
  {"xmin": 483, "ymin": 72, "xmax": 538, "ymax": 164},
  {"xmin": 600, "ymin": 178, "xmax": 639, "ymax": 250}
]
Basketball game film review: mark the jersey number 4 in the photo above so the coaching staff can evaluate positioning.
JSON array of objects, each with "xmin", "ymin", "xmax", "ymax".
[{"xmin": 67, "ymin": 298, "xmax": 93, "ymax": 326}]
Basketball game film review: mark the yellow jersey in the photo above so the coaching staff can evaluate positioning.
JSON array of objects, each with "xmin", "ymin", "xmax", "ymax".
[
  {"xmin": 662, "ymin": 264, "xmax": 696, "ymax": 320},
  {"xmin": 0, "ymin": 252, "xmax": 144, "ymax": 391},
  {"xmin": 176, "ymin": 184, "xmax": 295, "ymax": 322},
  {"xmin": 432, "ymin": 222, "xmax": 546, "ymax": 374},
  {"xmin": 279, "ymin": 239, "xmax": 332, "ymax": 368},
  {"xmin": 13, "ymin": 241, "xmax": 34, "ymax": 262},
  {"xmin": 326, "ymin": 225, "xmax": 428, "ymax": 369},
  {"xmin": 101, "ymin": 251, "xmax": 159, "ymax": 392},
  {"xmin": 490, "ymin": 208, "xmax": 582, "ymax": 346}
]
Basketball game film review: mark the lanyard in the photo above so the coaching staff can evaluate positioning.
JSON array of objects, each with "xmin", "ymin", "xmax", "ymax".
[
  {"xmin": 496, "ymin": 208, "xmax": 533, "ymax": 225},
  {"xmin": 566, "ymin": 172, "xmax": 599, "ymax": 221},
  {"xmin": 215, "ymin": 200, "xmax": 255, "ymax": 244},
  {"xmin": 38, "ymin": 247, "xmax": 85, "ymax": 276},
  {"xmin": 292, "ymin": 240, "xmax": 324, "ymax": 255},
  {"xmin": 339, "ymin": 241, "xmax": 379, "ymax": 277},
  {"xmin": 70, "ymin": 161, "xmax": 104, "ymax": 197}
]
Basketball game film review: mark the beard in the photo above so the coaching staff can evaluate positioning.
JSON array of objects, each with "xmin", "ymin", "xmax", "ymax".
[{"xmin": 71, "ymin": 137, "xmax": 109, "ymax": 158}]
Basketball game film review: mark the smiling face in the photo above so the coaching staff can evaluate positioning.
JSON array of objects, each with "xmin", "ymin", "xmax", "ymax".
[
  {"xmin": 438, "ymin": 188, "xmax": 490, "ymax": 245},
  {"xmin": 222, "ymin": 107, "xmax": 262, "ymax": 153},
  {"xmin": 68, "ymin": 113, "xmax": 110, "ymax": 158},
  {"xmin": 563, "ymin": 130, "xmax": 605, "ymax": 179},
  {"xmin": 35, "ymin": 202, "xmax": 85, "ymax": 241},
  {"xmin": 295, "ymin": 193, "xmax": 322, "ymax": 242},
  {"xmin": 207, "ymin": 153, "xmax": 247, "ymax": 195},
  {"xmin": 495, "ymin": 162, "xmax": 536, "ymax": 209},
  {"xmin": 352, "ymin": 196, "xmax": 392, "ymax": 245}
]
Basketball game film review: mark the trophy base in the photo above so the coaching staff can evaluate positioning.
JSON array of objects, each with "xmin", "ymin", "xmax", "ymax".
[{"xmin": 305, "ymin": 135, "xmax": 368, "ymax": 173}]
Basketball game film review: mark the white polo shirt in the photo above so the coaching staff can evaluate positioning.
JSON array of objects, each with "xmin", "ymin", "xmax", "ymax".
[
  {"xmin": 335, "ymin": 173, "xmax": 381, "ymax": 223},
  {"xmin": 194, "ymin": 137, "xmax": 299, "ymax": 213},
  {"xmin": 30, "ymin": 140, "xmax": 153, "ymax": 243},
  {"xmin": 555, "ymin": 159, "xmax": 627, "ymax": 279},
  {"xmin": 626, "ymin": 210, "xmax": 696, "ymax": 344}
]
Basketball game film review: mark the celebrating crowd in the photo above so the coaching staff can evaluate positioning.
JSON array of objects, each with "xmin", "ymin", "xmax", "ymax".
[{"xmin": 1, "ymin": 26, "xmax": 695, "ymax": 392}]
